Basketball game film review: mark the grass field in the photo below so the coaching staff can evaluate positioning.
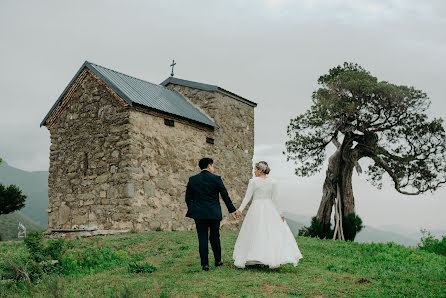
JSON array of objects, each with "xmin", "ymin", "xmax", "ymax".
[{"xmin": 1, "ymin": 230, "xmax": 445, "ymax": 297}]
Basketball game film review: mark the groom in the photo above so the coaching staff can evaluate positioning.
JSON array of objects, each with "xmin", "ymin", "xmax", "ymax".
[{"xmin": 185, "ymin": 157, "xmax": 241, "ymax": 271}]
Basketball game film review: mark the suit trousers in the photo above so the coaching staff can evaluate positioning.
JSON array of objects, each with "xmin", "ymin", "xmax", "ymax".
[{"xmin": 194, "ymin": 219, "xmax": 221, "ymax": 266}]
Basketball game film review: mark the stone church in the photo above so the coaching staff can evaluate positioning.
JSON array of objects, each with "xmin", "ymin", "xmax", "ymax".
[{"xmin": 40, "ymin": 61, "xmax": 256, "ymax": 233}]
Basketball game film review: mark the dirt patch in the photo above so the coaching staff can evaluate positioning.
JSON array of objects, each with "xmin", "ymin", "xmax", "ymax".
[{"xmin": 356, "ymin": 278, "xmax": 371, "ymax": 284}]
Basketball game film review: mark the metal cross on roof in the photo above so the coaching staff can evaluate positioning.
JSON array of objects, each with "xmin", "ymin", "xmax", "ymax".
[{"xmin": 170, "ymin": 59, "xmax": 176, "ymax": 77}]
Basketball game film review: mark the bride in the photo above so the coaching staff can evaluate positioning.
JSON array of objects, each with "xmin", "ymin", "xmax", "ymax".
[{"xmin": 232, "ymin": 161, "xmax": 303, "ymax": 269}]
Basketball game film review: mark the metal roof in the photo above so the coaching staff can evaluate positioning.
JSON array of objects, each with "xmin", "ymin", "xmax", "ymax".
[
  {"xmin": 160, "ymin": 77, "xmax": 257, "ymax": 107},
  {"xmin": 40, "ymin": 61, "xmax": 218, "ymax": 128}
]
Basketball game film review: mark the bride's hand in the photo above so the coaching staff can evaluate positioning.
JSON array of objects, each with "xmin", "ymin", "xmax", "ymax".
[{"xmin": 280, "ymin": 215, "xmax": 285, "ymax": 222}]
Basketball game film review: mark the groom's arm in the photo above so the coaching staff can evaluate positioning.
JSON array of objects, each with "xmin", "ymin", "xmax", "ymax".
[
  {"xmin": 185, "ymin": 178, "xmax": 193, "ymax": 208},
  {"xmin": 217, "ymin": 176, "xmax": 237, "ymax": 214}
]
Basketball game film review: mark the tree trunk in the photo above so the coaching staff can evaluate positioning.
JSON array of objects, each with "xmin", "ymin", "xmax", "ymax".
[
  {"xmin": 316, "ymin": 136, "xmax": 357, "ymax": 237},
  {"xmin": 339, "ymin": 158, "xmax": 355, "ymax": 216},
  {"xmin": 316, "ymin": 148, "xmax": 341, "ymax": 226}
]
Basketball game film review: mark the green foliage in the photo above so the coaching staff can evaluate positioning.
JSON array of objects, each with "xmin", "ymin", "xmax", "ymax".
[
  {"xmin": 342, "ymin": 212, "xmax": 364, "ymax": 241},
  {"xmin": 418, "ymin": 229, "xmax": 446, "ymax": 256},
  {"xmin": 285, "ymin": 62, "xmax": 446, "ymax": 193},
  {"xmin": 24, "ymin": 232, "xmax": 45, "ymax": 262},
  {"xmin": 1, "ymin": 231, "xmax": 446, "ymax": 296},
  {"xmin": 298, "ymin": 216, "xmax": 334, "ymax": 239},
  {"xmin": 46, "ymin": 239, "xmax": 65, "ymax": 260},
  {"xmin": 24, "ymin": 232, "xmax": 65, "ymax": 262},
  {"xmin": 0, "ymin": 232, "xmax": 66, "ymax": 282},
  {"xmin": 0, "ymin": 248, "xmax": 56, "ymax": 282},
  {"xmin": 61, "ymin": 244, "xmax": 128, "ymax": 274},
  {"xmin": 0, "ymin": 212, "xmax": 44, "ymax": 241},
  {"xmin": 128, "ymin": 262, "xmax": 157, "ymax": 273},
  {"xmin": 299, "ymin": 213, "xmax": 364, "ymax": 241},
  {"xmin": 0, "ymin": 160, "xmax": 49, "ymax": 227},
  {"xmin": 0, "ymin": 183, "xmax": 27, "ymax": 215}
]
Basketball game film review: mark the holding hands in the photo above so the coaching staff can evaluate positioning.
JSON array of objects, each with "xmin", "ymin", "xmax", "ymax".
[{"xmin": 232, "ymin": 210, "xmax": 242, "ymax": 220}]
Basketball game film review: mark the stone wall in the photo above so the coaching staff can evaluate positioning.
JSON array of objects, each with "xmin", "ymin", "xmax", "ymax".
[
  {"xmin": 47, "ymin": 71, "xmax": 255, "ymax": 233},
  {"xmin": 127, "ymin": 110, "xmax": 214, "ymax": 231},
  {"xmin": 165, "ymin": 84, "xmax": 255, "ymax": 229},
  {"xmin": 47, "ymin": 70, "xmax": 134, "ymax": 231}
]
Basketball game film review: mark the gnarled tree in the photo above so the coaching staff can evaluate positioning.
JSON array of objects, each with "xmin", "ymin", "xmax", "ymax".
[{"xmin": 285, "ymin": 63, "xmax": 446, "ymax": 241}]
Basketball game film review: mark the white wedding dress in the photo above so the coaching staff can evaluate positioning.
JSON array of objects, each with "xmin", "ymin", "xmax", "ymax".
[{"xmin": 233, "ymin": 177, "xmax": 303, "ymax": 268}]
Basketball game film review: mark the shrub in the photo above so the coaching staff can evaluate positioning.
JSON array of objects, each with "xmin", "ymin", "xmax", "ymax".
[
  {"xmin": 24, "ymin": 232, "xmax": 65, "ymax": 263},
  {"xmin": 0, "ymin": 254, "xmax": 49, "ymax": 283},
  {"xmin": 45, "ymin": 239, "xmax": 65, "ymax": 261},
  {"xmin": 342, "ymin": 212, "xmax": 364, "ymax": 241},
  {"xmin": 418, "ymin": 229, "xmax": 446, "ymax": 256},
  {"xmin": 24, "ymin": 232, "xmax": 45, "ymax": 262},
  {"xmin": 1, "ymin": 233, "xmax": 67, "ymax": 282},
  {"xmin": 298, "ymin": 216, "xmax": 334, "ymax": 239},
  {"xmin": 299, "ymin": 213, "xmax": 363, "ymax": 241}
]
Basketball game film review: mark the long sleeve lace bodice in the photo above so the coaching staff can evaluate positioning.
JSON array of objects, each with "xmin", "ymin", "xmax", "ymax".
[
  {"xmin": 238, "ymin": 177, "xmax": 281, "ymax": 214},
  {"xmin": 233, "ymin": 176, "xmax": 302, "ymax": 269}
]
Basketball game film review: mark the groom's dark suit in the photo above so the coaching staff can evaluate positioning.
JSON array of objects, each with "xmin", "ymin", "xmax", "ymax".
[{"xmin": 185, "ymin": 170, "xmax": 236, "ymax": 267}]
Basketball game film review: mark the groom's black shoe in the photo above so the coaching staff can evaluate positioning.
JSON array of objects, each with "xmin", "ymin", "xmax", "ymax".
[
  {"xmin": 202, "ymin": 265, "xmax": 209, "ymax": 271},
  {"xmin": 215, "ymin": 261, "xmax": 224, "ymax": 267}
]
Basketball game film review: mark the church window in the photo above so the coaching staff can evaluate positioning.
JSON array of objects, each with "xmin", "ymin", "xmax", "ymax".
[
  {"xmin": 164, "ymin": 119, "xmax": 174, "ymax": 127},
  {"xmin": 206, "ymin": 137, "xmax": 214, "ymax": 144}
]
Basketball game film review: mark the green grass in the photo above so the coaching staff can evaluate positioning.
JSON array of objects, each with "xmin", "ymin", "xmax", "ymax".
[{"xmin": 1, "ymin": 231, "xmax": 445, "ymax": 297}]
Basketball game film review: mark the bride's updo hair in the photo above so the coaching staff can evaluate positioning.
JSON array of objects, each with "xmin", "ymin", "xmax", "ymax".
[{"xmin": 255, "ymin": 161, "xmax": 271, "ymax": 174}]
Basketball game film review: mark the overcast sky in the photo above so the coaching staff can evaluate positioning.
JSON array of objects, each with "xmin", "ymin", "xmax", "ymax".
[{"xmin": 1, "ymin": 0, "xmax": 445, "ymax": 231}]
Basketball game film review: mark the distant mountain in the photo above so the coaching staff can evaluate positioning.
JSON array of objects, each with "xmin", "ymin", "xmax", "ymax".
[
  {"xmin": 355, "ymin": 226, "xmax": 419, "ymax": 247},
  {"xmin": 0, "ymin": 160, "xmax": 48, "ymax": 227},
  {"xmin": 0, "ymin": 211, "xmax": 45, "ymax": 241},
  {"xmin": 377, "ymin": 224, "xmax": 446, "ymax": 240},
  {"xmin": 282, "ymin": 211, "xmax": 311, "ymax": 236},
  {"xmin": 282, "ymin": 211, "xmax": 444, "ymax": 247}
]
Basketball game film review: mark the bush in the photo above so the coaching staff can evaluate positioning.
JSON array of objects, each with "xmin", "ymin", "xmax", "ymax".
[
  {"xmin": 298, "ymin": 213, "xmax": 363, "ymax": 241},
  {"xmin": 24, "ymin": 232, "xmax": 45, "ymax": 262},
  {"xmin": 342, "ymin": 212, "xmax": 364, "ymax": 241},
  {"xmin": 24, "ymin": 232, "xmax": 65, "ymax": 262},
  {"xmin": 1, "ymin": 233, "xmax": 66, "ymax": 282},
  {"xmin": 418, "ymin": 229, "xmax": 446, "ymax": 256},
  {"xmin": 0, "ymin": 253, "xmax": 52, "ymax": 282},
  {"xmin": 298, "ymin": 216, "xmax": 334, "ymax": 239}
]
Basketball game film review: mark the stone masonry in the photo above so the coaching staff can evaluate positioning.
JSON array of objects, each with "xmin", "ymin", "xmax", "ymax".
[{"xmin": 45, "ymin": 67, "xmax": 255, "ymax": 233}]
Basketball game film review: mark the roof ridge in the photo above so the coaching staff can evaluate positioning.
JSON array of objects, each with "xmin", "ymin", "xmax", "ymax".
[
  {"xmin": 41, "ymin": 61, "xmax": 220, "ymax": 128},
  {"xmin": 87, "ymin": 61, "xmax": 177, "ymax": 93},
  {"xmin": 160, "ymin": 76, "xmax": 257, "ymax": 107},
  {"xmin": 169, "ymin": 88, "xmax": 217, "ymax": 125}
]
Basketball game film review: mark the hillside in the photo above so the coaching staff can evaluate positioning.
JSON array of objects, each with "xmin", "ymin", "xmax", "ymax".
[
  {"xmin": 355, "ymin": 226, "xmax": 419, "ymax": 246},
  {"xmin": 282, "ymin": 211, "xmax": 444, "ymax": 247},
  {"xmin": 0, "ymin": 211, "xmax": 45, "ymax": 241},
  {"xmin": 0, "ymin": 161, "xmax": 48, "ymax": 227},
  {"xmin": 1, "ymin": 231, "xmax": 445, "ymax": 297}
]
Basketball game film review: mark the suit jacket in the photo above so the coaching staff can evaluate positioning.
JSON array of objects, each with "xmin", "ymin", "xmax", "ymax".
[{"xmin": 185, "ymin": 170, "xmax": 237, "ymax": 220}]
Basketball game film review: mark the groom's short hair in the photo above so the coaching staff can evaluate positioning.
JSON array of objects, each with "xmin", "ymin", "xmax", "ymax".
[{"xmin": 199, "ymin": 158, "xmax": 213, "ymax": 170}]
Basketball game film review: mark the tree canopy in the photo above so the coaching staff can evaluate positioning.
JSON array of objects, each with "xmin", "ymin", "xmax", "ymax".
[
  {"xmin": 285, "ymin": 63, "xmax": 446, "ymax": 196},
  {"xmin": 0, "ymin": 158, "xmax": 27, "ymax": 215}
]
